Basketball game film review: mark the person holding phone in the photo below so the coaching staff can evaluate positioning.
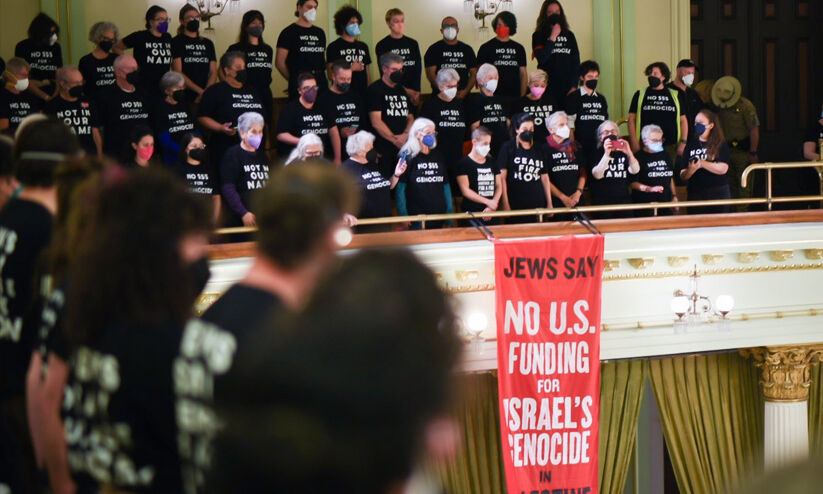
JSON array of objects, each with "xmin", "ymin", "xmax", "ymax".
[
  {"xmin": 587, "ymin": 120, "xmax": 639, "ymax": 218},
  {"xmin": 679, "ymin": 109, "xmax": 731, "ymax": 214}
]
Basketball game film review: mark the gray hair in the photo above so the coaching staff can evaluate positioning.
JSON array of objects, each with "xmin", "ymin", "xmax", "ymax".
[
  {"xmin": 399, "ymin": 117, "xmax": 435, "ymax": 159},
  {"xmin": 346, "ymin": 130, "xmax": 376, "ymax": 156},
  {"xmin": 471, "ymin": 126, "xmax": 491, "ymax": 141},
  {"xmin": 88, "ymin": 21, "xmax": 119, "ymax": 43},
  {"xmin": 640, "ymin": 123, "xmax": 663, "ymax": 142},
  {"xmin": 159, "ymin": 71, "xmax": 184, "ymax": 93},
  {"xmin": 55, "ymin": 66, "xmax": 79, "ymax": 84},
  {"xmin": 546, "ymin": 111, "xmax": 569, "ymax": 132},
  {"xmin": 237, "ymin": 112, "xmax": 265, "ymax": 133},
  {"xmin": 5, "ymin": 57, "xmax": 29, "ymax": 75},
  {"xmin": 113, "ymin": 55, "xmax": 135, "ymax": 71},
  {"xmin": 285, "ymin": 133, "xmax": 323, "ymax": 165},
  {"xmin": 379, "ymin": 52, "xmax": 403, "ymax": 69},
  {"xmin": 476, "ymin": 63, "xmax": 498, "ymax": 85},
  {"xmin": 435, "ymin": 68, "xmax": 459, "ymax": 88}
]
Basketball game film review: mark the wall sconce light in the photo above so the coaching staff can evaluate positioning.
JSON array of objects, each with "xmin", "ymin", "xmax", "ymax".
[
  {"xmin": 190, "ymin": 0, "xmax": 241, "ymax": 32},
  {"xmin": 464, "ymin": 311, "xmax": 488, "ymax": 355},
  {"xmin": 463, "ymin": 0, "xmax": 514, "ymax": 38}
]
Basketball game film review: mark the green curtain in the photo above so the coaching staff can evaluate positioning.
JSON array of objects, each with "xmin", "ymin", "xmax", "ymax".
[
  {"xmin": 649, "ymin": 352, "xmax": 763, "ymax": 494},
  {"xmin": 809, "ymin": 363, "xmax": 823, "ymax": 456},
  {"xmin": 431, "ymin": 361, "xmax": 646, "ymax": 494},
  {"xmin": 599, "ymin": 359, "xmax": 648, "ymax": 494}
]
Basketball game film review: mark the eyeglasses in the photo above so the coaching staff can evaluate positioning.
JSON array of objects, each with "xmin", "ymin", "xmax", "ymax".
[
  {"xmin": 301, "ymin": 86, "xmax": 319, "ymax": 92},
  {"xmin": 154, "ymin": 17, "xmax": 169, "ymax": 23}
]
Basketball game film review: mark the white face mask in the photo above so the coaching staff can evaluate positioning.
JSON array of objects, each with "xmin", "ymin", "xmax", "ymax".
[
  {"xmin": 476, "ymin": 144, "xmax": 491, "ymax": 157},
  {"xmin": 484, "ymin": 79, "xmax": 498, "ymax": 94},
  {"xmin": 682, "ymin": 73, "xmax": 695, "ymax": 87},
  {"xmin": 443, "ymin": 27, "xmax": 457, "ymax": 41},
  {"xmin": 303, "ymin": 7, "xmax": 318, "ymax": 23},
  {"xmin": 554, "ymin": 125, "xmax": 571, "ymax": 139},
  {"xmin": 442, "ymin": 87, "xmax": 457, "ymax": 101},
  {"xmin": 49, "ymin": 33, "xmax": 58, "ymax": 46},
  {"xmin": 14, "ymin": 78, "xmax": 29, "ymax": 92}
]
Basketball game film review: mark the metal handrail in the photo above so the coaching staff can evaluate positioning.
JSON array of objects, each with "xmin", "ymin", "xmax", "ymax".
[{"xmin": 214, "ymin": 161, "xmax": 823, "ymax": 235}]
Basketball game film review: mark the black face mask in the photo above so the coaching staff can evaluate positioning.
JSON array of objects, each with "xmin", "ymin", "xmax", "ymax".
[
  {"xmin": 186, "ymin": 20, "xmax": 200, "ymax": 32},
  {"xmin": 188, "ymin": 147, "xmax": 206, "ymax": 162},
  {"xmin": 68, "ymin": 86, "xmax": 83, "ymax": 98},
  {"xmin": 234, "ymin": 69, "xmax": 248, "ymax": 84},
  {"xmin": 547, "ymin": 13, "xmax": 562, "ymax": 26},
  {"xmin": 605, "ymin": 134, "xmax": 617, "ymax": 142},
  {"xmin": 99, "ymin": 40, "xmax": 114, "ymax": 53},
  {"xmin": 584, "ymin": 79, "xmax": 598, "ymax": 90},
  {"xmin": 337, "ymin": 82, "xmax": 351, "ymax": 93},
  {"xmin": 188, "ymin": 256, "xmax": 211, "ymax": 296},
  {"xmin": 519, "ymin": 130, "xmax": 534, "ymax": 142},
  {"xmin": 366, "ymin": 149, "xmax": 378, "ymax": 163},
  {"xmin": 172, "ymin": 89, "xmax": 186, "ymax": 103},
  {"xmin": 126, "ymin": 70, "xmax": 140, "ymax": 86},
  {"xmin": 389, "ymin": 70, "xmax": 405, "ymax": 85},
  {"xmin": 248, "ymin": 26, "xmax": 264, "ymax": 38},
  {"xmin": 648, "ymin": 75, "xmax": 662, "ymax": 88}
]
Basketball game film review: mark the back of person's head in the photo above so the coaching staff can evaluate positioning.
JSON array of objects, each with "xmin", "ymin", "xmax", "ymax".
[
  {"xmin": 253, "ymin": 163, "xmax": 359, "ymax": 270},
  {"xmin": 211, "ymin": 248, "xmax": 460, "ymax": 494},
  {"xmin": 66, "ymin": 167, "xmax": 211, "ymax": 345},
  {"xmin": 13, "ymin": 117, "xmax": 81, "ymax": 188},
  {"xmin": 0, "ymin": 136, "xmax": 13, "ymax": 179}
]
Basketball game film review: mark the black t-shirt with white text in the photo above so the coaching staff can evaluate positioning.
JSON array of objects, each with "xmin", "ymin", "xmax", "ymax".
[
  {"xmin": 0, "ymin": 87, "xmax": 41, "ymax": 134},
  {"xmin": 276, "ymin": 100, "xmax": 333, "ymax": 158},
  {"xmin": 171, "ymin": 34, "xmax": 216, "ymax": 98},
  {"xmin": 532, "ymin": 29, "xmax": 580, "ymax": 104},
  {"xmin": 512, "ymin": 93, "xmax": 557, "ymax": 145},
  {"xmin": 78, "ymin": 52, "xmax": 117, "ymax": 103},
  {"xmin": 476, "ymin": 38, "xmax": 527, "ymax": 102},
  {"xmin": 176, "ymin": 161, "xmax": 218, "ymax": 196},
  {"xmin": 497, "ymin": 140, "xmax": 548, "ymax": 209},
  {"xmin": 326, "ymin": 38, "xmax": 371, "ymax": 95},
  {"xmin": 680, "ymin": 140, "xmax": 730, "ymax": 191},
  {"xmin": 43, "ymin": 96, "xmax": 99, "ymax": 155},
  {"xmin": 465, "ymin": 92, "xmax": 509, "ymax": 157},
  {"xmin": 420, "ymin": 96, "xmax": 467, "ymax": 171},
  {"xmin": 565, "ymin": 89, "xmax": 609, "ymax": 154},
  {"xmin": 276, "ymin": 23, "xmax": 327, "ymax": 98},
  {"xmin": 341, "ymin": 159, "xmax": 392, "ymax": 218},
  {"xmin": 456, "ymin": 155, "xmax": 499, "ymax": 212},
  {"xmin": 587, "ymin": 149, "xmax": 631, "ymax": 203},
  {"xmin": 197, "ymin": 82, "xmax": 263, "ymax": 164},
  {"xmin": 542, "ymin": 143, "xmax": 583, "ymax": 200},
  {"xmin": 366, "ymin": 79, "xmax": 410, "ymax": 150},
  {"xmin": 375, "ymin": 35, "xmax": 422, "ymax": 92},
  {"xmin": 226, "ymin": 41, "xmax": 274, "ymax": 97},
  {"xmin": 423, "ymin": 40, "xmax": 477, "ymax": 93},
  {"xmin": 318, "ymin": 89, "xmax": 365, "ymax": 159},
  {"xmin": 220, "ymin": 144, "xmax": 270, "ymax": 217},
  {"xmin": 633, "ymin": 149, "xmax": 674, "ymax": 203},
  {"xmin": 0, "ymin": 199, "xmax": 53, "ymax": 398},
  {"xmin": 629, "ymin": 87, "xmax": 686, "ymax": 146},
  {"xmin": 15, "ymin": 38, "xmax": 62, "ymax": 82},
  {"xmin": 155, "ymin": 100, "xmax": 195, "ymax": 148},
  {"xmin": 401, "ymin": 150, "xmax": 449, "ymax": 215},
  {"xmin": 122, "ymin": 30, "xmax": 173, "ymax": 97},
  {"xmin": 96, "ymin": 85, "xmax": 150, "ymax": 157}
]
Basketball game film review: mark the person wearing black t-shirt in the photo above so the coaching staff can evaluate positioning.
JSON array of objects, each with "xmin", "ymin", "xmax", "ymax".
[
  {"xmin": 197, "ymin": 51, "xmax": 263, "ymax": 167},
  {"xmin": 327, "ymin": 5, "xmax": 372, "ymax": 96},
  {"xmin": 512, "ymin": 69, "xmax": 556, "ymax": 145},
  {"xmin": 155, "ymin": 71, "xmax": 196, "ymax": 164},
  {"xmin": 395, "ymin": 118, "xmax": 452, "ymax": 229},
  {"xmin": 628, "ymin": 62, "xmax": 688, "ymax": 160},
  {"xmin": 319, "ymin": 61, "xmax": 366, "ymax": 161},
  {"xmin": 171, "ymin": 5, "xmax": 217, "ymax": 105},
  {"xmin": 277, "ymin": 73, "xmax": 340, "ymax": 163},
  {"xmin": 424, "ymin": 17, "xmax": 477, "ymax": 99},
  {"xmin": 588, "ymin": 120, "xmax": 640, "ymax": 219},
  {"xmin": 276, "ymin": 0, "xmax": 327, "ymax": 100},
  {"xmin": 632, "ymin": 124, "xmax": 678, "ymax": 216},
  {"xmin": 367, "ymin": 52, "xmax": 413, "ymax": 178},
  {"xmin": 420, "ymin": 68, "xmax": 467, "ymax": 188},
  {"xmin": 667, "ymin": 59, "xmax": 704, "ymax": 137},
  {"xmin": 127, "ymin": 124, "xmax": 156, "ymax": 168},
  {"xmin": 375, "ymin": 8, "xmax": 423, "ymax": 106},
  {"xmin": 0, "ymin": 58, "xmax": 42, "ymax": 135},
  {"xmin": 0, "ymin": 118, "xmax": 79, "ymax": 494},
  {"xmin": 532, "ymin": 1, "xmax": 580, "ymax": 110},
  {"xmin": 114, "ymin": 6, "xmax": 173, "ymax": 104},
  {"xmin": 15, "ymin": 13, "xmax": 63, "ymax": 101},
  {"xmin": 498, "ymin": 113, "xmax": 552, "ymax": 224},
  {"xmin": 543, "ymin": 111, "xmax": 586, "ymax": 216},
  {"xmin": 342, "ymin": 130, "xmax": 405, "ymax": 229},
  {"xmin": 802, "ymin": 101, "xmax": 823, "ymax": 161},
  {"xmin": 176, "ymin": 133, "xmax": 221, "ymax": 223},
  {"xmin": 679, "ymin": 109, "xmax": 731, "ymax": 214},
  {"xmin": 566, "ymin": 60, "xmax": 608, "ymax": 162},
  {"xmin": 466, "ymin": 63, "xmax": 510, "ymax": 158},
  {"xmin": 477, "ymin": 11, "xmax": 527, "ymax": 110},
  {"xmin": 228, "ymin": 11, "xmax": 275, "ymax": 124},
  {"xmin": 78, "ymin": 22, "xmax": 119, "ymax": 104},
  {"xmin": 96, "ymin": 55, "xmax": 151, "ymax": 159},
  {"xmin": 456, "ymin": 126, "xmax": 502, "ymax": 224},
  {"xmin": 43, "ymin": 66, "xmax": 102, "ymax": 156},
  {"xmin": 221, "ymin": 111, "xmax": 269, "ymax": 226}
]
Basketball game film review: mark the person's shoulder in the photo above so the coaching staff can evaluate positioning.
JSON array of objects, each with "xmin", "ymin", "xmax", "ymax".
[
  {"xmin": 405, "ymin": 35, "xmax": 420, "ymax": 48},
  {"xmin": 14, "ymin": 38, "xmax": 32, "ymax": 53},
  {"xmin": 226, "ymin": 41, "xmax": 243, "ymax": 52},
  {"xmin": 737, "ymin": 97, "xmax": 756, "ymax": 110}
]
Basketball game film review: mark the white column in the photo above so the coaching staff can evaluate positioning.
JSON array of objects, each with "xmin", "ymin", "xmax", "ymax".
[{"xmin": 764, "ymin": 401, "xmax": 809, "ymax": 470}]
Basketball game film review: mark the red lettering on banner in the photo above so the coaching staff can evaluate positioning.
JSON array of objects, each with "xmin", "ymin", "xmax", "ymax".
[{"xmin": 495, "ymin": 235, "xmax": 604, "ymax": 493}]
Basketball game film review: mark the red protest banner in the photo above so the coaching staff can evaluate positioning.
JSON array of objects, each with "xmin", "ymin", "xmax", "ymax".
[{"xmin": 495, "ymin": 235, "xmax": 604, "ymax": 494}]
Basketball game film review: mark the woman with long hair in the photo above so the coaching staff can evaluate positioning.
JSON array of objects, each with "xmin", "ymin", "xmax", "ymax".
[
  {"xmin": 498, "ymin": 113, "xmax": 552, "ymax": 223},
  {"xmin": 679, "ymin": 109, "xmax": 731, "ymax": 214},
  {"xmin": 171, "ymin": 4, "xmax": 217, "ymax": 105},
  {"xmin": 114, "ymin": 5, "xmax": 173, "ymax": 104},
  {"xmin": 15, "ymin": 13, "xmax": 63, "ymax": 101},
  {"xmin": 532, "ymin": 0, "xmax": 580, "ymax": 109},
  {"xmin": 227, "ymin": 10, "xmax": 274, "ymax": 125}
]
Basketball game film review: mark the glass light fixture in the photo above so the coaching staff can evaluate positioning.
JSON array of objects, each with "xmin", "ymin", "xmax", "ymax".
[
  {"xmin": 671, "ymin": 296, "xmax": 689, "ymax": 333},
  {"xmin": 715, "ymin": 294, "xmax": 734, "ymax": 331},
  {"xmin": 465, "ymin": 312, "xmax": 488, "ymax": 355}
]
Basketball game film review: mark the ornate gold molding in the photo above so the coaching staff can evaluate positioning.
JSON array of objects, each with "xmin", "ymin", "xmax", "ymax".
[
  {"xmin": 737, "ymin": 252, "xmax": 760, "ymax": 264},
  {"xmin": 769, "ymin": 250, "xmax": 794, "ymax": 262},
  {"xmin": 741, "ymin": 345, "xmax": 823, "ymax": 402},
  {"xmin": 455, "ymin": 269, "xmax": 479, "ymax": 282},
  {"xmin": 668, "ymin": 256, "xmax": 690, "ymax": 267},
  {"xmin": 604, "ymin": 259, "xmax": 621, "ymax": 272},
  {"xmin": 195, "ymin": 292, "xmax": 221, "ymax": 315},
  {"xmin": 805, "ymin": 249, "xmax": 823, "ymax": 260},
  {"xmin": 702, "ymin": 254, "xmax": 725, "ymax": 265},
  {"xmin": 628, "ymin": 257, "xmax": 655, "ymax": 270}
]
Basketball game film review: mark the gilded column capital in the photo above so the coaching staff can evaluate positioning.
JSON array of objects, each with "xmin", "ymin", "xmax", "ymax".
[{"xmin": 741, "ymin": 346, "xmax": 823, "ymax": 402}]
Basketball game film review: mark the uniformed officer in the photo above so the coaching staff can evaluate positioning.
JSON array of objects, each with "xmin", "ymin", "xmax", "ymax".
[{"xmin": 711, "ymin": 76, "xmax": 759, "ymax": 204}]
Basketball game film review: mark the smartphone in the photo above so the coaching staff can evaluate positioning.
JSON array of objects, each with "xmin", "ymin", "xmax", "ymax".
[{"xmin": 400, "ymin": 150, "xmax": 408, "ymax": 164}]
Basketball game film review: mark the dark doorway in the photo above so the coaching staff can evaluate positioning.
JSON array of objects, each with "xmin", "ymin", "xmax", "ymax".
[{"xmin": 690, "ymin": 0, "xmax": 823, "ymax": 163}]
